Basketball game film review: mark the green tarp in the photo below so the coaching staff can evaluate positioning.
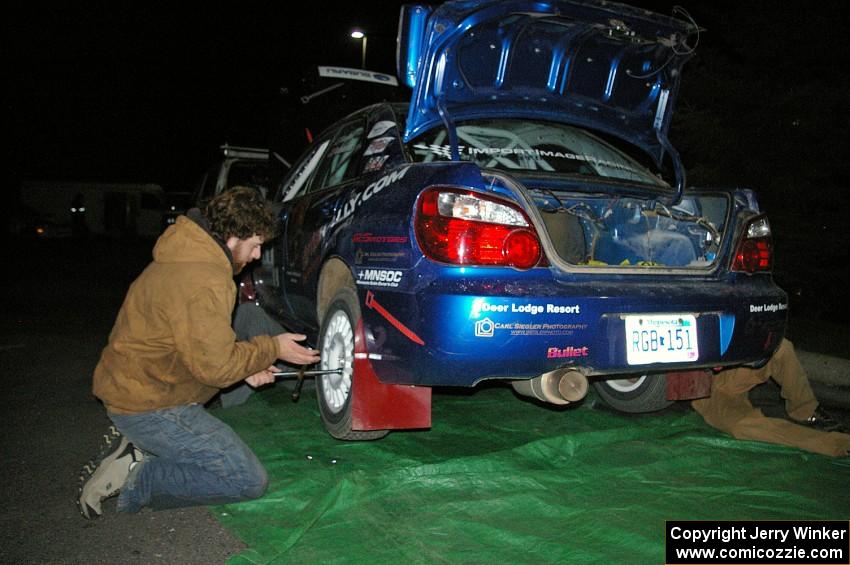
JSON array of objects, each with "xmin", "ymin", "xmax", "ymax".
[{"xmin": 212, "ymin": 385, "xmax": 849, "ymax": 564}]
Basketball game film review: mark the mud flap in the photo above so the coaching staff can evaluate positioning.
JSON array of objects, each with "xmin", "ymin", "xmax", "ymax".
[
  {"xmin": 351, "ymin": 319, "xmax": 431, "ymax": 431},
  {"xmin": 666, "ymin": 370, "xmax": 712, "ymax": 401}
]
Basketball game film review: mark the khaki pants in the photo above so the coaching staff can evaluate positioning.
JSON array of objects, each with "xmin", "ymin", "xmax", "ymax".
[{"xmin": 692, "ymin": 339, "xmax": 850, "ymax": 457}]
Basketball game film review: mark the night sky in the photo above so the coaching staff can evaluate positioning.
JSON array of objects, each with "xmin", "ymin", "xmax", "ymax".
[
  {"xmin": 6, "ymin": 1, "xmax": 850, "ymax": 196},
  {"xmin": 6, "ymin": 2, "xmax": 410, "ymax": 191}
]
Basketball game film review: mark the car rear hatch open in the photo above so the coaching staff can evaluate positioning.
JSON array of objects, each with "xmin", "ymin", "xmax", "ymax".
[
  {"xmin": 408, "ymin": 117, "xmax": 734, "ymax": 273},
  {"xmin": 398, "ymin": 0, "xmax": 698, "ymax": 202}
]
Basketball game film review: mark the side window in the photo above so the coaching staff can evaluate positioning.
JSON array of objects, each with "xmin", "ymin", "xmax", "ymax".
[
  {"xmin": 310, "ymin": 121, "xmax": 366, "ymax": 192},
  {"xmin": 279, "ymin": 140, "xmax": 330, "ymax": 202}
]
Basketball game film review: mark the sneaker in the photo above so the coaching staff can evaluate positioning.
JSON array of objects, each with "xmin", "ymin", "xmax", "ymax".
[
  {"xmin": 801, "ymin": 406, "xmax": 847, "ymax": 434},
  {"xmin": 77, "ymin": 428, "xmax": 143, "ymax": 519}
]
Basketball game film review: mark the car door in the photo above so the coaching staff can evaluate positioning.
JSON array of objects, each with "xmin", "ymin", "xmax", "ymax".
[
  {"xmin": 255, "ymin": 117, "xmax": 367, "ymax": 334},
  {"xmin": 282, "ymin": 118, "xmax": 367, "ymax": 330},
  {"xmin": 252, "ymin": 137, "xmax": 331, "ymax": 332}
]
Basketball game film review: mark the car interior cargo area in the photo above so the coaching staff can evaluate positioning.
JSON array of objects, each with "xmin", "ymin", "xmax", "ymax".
[{"xmin": 533, "ymin": 191, "xmax": 728, "ymax": 269}]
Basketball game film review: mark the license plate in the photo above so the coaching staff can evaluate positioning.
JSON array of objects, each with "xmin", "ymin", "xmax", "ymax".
[{"xmin": 625, "ymin": 314, "xmax": 699, "ymax": 365}]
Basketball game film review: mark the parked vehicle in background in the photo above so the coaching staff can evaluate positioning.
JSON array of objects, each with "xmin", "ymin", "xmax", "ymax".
[
  {"xmin": 247, "ymin": 0, "xmax": 788, "ymax": 440},
  {"xmin": 193, "ymin": 144, "xmax": 271, "ymax": 206},
  {"xmin": 162, "ymin": 191, "xmax": 193, "ymax": 229},
  {"xmin": 15, "ymin": 181, "xmax": 164, "ymax": 238}
]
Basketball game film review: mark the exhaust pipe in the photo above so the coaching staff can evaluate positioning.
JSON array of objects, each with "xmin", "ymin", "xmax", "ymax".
[{"xmin": 511, "ymin": 369, "xmax": 589, "ymax": 405}]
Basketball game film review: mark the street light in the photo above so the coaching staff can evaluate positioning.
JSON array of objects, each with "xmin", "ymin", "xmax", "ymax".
[{"xmin": 350, "ymin": 29, "xmax": 367, "ymax": 69}]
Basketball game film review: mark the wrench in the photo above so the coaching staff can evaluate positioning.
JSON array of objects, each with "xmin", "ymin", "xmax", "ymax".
[
  {"xmin": 272, "ymin": 369, "xmax": 343, "ymax": 378},
  {"xmin": 273, "ymin": 368, "xmax": 343, "ymax": 402}
]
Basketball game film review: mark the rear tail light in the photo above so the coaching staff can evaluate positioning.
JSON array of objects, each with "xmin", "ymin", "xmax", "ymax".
[
  {"xmin": 415, "ymin": 187, "xmax": 542, "ymax": 269},
  {"xmin": 732, "ymin": 216, "xmax": 772, "ymax": 273}
]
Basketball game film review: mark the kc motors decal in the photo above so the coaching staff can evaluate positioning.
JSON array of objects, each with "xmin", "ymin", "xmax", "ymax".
[{"xmin": 353, "ymin": 233, "xmax": 408, "ymax": 244}]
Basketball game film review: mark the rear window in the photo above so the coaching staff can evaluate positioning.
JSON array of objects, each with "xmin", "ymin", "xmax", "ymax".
[{"xmin": 408, "ymin": 119, "xmax": 667, "ymax": 189}]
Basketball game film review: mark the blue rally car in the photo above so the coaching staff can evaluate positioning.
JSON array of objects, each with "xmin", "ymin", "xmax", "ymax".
[{"xmin": 250, "ymin": 0, "xmax": 787, "ymax": 439}]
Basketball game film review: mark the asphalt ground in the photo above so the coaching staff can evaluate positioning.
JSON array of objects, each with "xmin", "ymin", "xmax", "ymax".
[
  {"xmin": 0, "ymin": 237, "xmax": 247, "ymax": 564},
  {"xmin": 1, "ymin": 236, "xmax": 847, "ymax": 564}
]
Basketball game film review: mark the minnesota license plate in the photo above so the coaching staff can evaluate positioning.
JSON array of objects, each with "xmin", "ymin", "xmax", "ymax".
[{"xmin": 625, "ymin": 314, "xmax": 699, "ymax": 365}]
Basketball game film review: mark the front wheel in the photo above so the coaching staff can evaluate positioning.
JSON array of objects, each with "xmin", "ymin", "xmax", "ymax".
[
  {"xmin": 316, "ymin": 285, "xmax": 388, "ymax": 440},
  {"xmin": 592, "ymin": 373, "xmax": 673, "ymax": 413}
]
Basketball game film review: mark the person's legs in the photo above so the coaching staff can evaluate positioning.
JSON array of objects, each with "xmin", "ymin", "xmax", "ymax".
[
  {"xmin": 692, "ymin": 366, "xmax": 766, "ymax": 437},
  {"xmin": 109, "ymin": 404, "xmax": 267, "ymax": 513},
  {"xmin": 78, "ymin": 428, "xmax": 144, "ymax": 518},
  {"xmin": 693, "ymin": 361, "xmax": 850, "ymax": 457},
  {"xmin": 767, "ymin": 339, "xmax": 818, "ymax": 421},
  {"xmin": 220, "ymin": 303, "xmax": 286, "ymax": 408}
]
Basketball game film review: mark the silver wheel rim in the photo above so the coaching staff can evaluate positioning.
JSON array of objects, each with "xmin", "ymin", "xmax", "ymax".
[
  {"xmin": 320, "ymin": 310, "xmax": 354, "ymax": 414},
  {"xmin": 605, "ymin": 374, "xmax": 648, "ymax": 393}
]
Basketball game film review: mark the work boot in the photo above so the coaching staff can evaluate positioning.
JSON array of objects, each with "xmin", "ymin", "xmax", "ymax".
[
  {"xmin": 800, "ymin": 406, "xmax": 847, "ymax": 434},
  {"xmin": 77, "ymin": 428, "xmax": 143, "ymax": 519}
]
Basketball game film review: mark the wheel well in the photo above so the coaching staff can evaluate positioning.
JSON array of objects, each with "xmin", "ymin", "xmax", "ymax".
[{"xmin": 317, "ymin": 258, "xmax": 354, "ymax": 324}]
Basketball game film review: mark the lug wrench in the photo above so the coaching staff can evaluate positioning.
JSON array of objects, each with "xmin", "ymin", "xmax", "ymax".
[{"xmin": 273, "ymin": 368, "xmax": 343, "ymax": 402}]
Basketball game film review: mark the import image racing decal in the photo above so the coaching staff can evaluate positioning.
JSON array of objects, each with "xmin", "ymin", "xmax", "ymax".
[{"xmin": 413, "ymin": 143, "xmax": 644, "ymax": 175}]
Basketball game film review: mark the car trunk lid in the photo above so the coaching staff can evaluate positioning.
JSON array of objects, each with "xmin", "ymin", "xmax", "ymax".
[{"xmin": 398, "ymin": 0, "xmax": 697, "ymax": 177}]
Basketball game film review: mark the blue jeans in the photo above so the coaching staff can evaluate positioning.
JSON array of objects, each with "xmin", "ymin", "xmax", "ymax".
[{"xmin": 108, "ymin": 404, "xmax": 268, "ymax": 513}]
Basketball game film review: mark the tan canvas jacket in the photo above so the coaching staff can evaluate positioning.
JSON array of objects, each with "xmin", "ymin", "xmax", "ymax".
[{"xmin": 93, "ymin": 214, "xmax": 278, "ymax": 414}]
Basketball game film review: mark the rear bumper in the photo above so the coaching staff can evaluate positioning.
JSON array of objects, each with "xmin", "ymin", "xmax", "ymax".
[{"xmin": 360, "ymin": 273, "xmax": 787, "ymax": 387}]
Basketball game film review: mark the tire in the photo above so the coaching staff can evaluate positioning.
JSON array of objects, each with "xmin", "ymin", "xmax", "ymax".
[
  {"xmin": 592, "ymin": 373, "xmax": 673, "ymax": 413},
  {"xmin": 316, "ymin": 285, "xmax": 388, "ymax": 440}
]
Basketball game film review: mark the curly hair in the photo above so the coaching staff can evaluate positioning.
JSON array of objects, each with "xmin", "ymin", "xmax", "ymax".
[{"xmin": 204, "ymin": 186, "xmax": 278, "ymax": 241}]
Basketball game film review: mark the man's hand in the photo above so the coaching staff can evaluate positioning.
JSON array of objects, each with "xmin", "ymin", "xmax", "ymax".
[
  {"xmin": 275, "ymin": 333, "xmax": 320, "ymax": 366},
  {"xmin": 245, "ymin": 365, "xmax": 278, "ymax": 388}
]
